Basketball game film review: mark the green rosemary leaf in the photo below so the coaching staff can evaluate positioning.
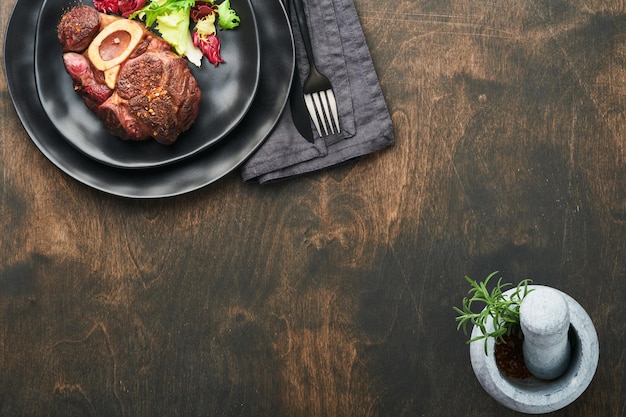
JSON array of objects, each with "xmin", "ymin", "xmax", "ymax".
[{"xmin": 453, "ymin": 271, "xmax": 533, "ymax": 356}]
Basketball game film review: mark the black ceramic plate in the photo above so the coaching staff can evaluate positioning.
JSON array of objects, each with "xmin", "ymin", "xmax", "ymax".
[
  {"xmin": 35, "ymin": 0, "xmax": 260, "ymax": 169},
  {"xmin": 5, "ymin": 0, "xmax": 294, "ymax": 198}
]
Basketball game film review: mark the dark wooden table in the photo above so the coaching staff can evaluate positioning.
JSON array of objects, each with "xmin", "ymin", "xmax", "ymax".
[{"xmin": 1, "ymin": 1, "xmax": 624, "ymax": 416}]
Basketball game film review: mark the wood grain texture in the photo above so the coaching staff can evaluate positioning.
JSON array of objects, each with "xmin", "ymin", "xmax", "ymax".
[{"xmin": 1, "ymin": 0, "xmax": 624, "ymax": 416}]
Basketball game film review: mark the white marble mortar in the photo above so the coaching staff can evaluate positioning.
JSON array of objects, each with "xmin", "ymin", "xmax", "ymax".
[{"xmin": 469, "ymin": 285, "xmax": 599, "ymax": 414}]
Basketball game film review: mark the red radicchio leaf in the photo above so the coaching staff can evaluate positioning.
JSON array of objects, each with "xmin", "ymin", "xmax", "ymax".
[
  {"xmin": 192, "ymin": 31, "xmax": 224, "ymax": 67},
  {"xmin": 191, "ymin": 2, "xmax": 218, "ymax": 22},
  {"xmin": 93, "ymin": 0, "xmax": 148, "ymax": 18},
  {"xmin": 118, "ymin": 0, "xmax": 148, "ymax": 18},
  {"xmin": 92, "ymin": 0, "xmax": 117, "ymax": 13}
]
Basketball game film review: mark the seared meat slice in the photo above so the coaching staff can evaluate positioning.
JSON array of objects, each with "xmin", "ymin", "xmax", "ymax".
[
  {"xmin": 58, "ymin": 5, "xmax": 100, "ymax": 53},
  {"xmin": 62, "ymin": 52, "xmax": 113, "ymax": 111}
]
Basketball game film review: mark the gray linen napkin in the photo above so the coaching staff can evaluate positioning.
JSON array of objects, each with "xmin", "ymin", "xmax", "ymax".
[{"xmin": 240, "ymin": 0, "xmax": 394, "ymax": 183}]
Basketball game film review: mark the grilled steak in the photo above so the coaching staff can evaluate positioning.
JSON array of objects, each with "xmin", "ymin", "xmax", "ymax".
[{"xmin": 57, "ymin": 6, "xmax": 201, "ymax": 145}]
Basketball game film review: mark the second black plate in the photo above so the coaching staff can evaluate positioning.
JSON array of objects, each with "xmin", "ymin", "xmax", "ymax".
[{"xmin": 35, "ymin": 0, "xmax": 260, "ymax": 169}]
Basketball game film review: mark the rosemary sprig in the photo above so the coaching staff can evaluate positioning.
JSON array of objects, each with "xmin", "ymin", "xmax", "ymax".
[{"xmin": 453, "ymin": 271, "xmax": 533, "ymax": 355}]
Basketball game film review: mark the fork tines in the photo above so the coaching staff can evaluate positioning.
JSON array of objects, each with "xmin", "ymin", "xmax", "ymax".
[{"xmin": 304, "ymin": 89, "xmax": 341, "ymax": 137}]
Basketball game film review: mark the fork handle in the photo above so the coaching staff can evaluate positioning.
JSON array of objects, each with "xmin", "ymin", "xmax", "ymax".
[{"xmin": 291, "ymin": 0, "xmax": 316, "ymax": 68}]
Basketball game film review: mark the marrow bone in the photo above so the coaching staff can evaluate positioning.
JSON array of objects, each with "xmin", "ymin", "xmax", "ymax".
[{"xmin": 87, "ymin": 19, "xmax": 144, "ymax": 88}]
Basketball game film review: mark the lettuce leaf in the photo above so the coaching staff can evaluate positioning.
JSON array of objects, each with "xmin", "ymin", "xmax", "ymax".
[
  {"xmin": 131, "ymin": 0, "xmax": 196, "ymax": 27},
  {"xmin": 216, "ymin": 0, "xmax": 240, "ymax": 30},
  {"xmin": 131, "ymin": 0, "xmax": 197, "ymax": 58},
  {"xmin": 155, "ymin": 9, "xmax": 191, "ymax": 55}
]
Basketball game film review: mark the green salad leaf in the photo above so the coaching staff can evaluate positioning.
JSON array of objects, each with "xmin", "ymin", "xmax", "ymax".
[
  {"xmin": 216, "ymin": 0, "xmax": 240, "ymax": 30},
  {"xmin": 130, "ymin": 0, "xmax": 196, "ymax": 55},
  {"xmin": 131, "ymin": 0, "xmax": 196, "ymax": 27},
  {"xmin": 155, "ymin": 8, "xmax": 191, "ymax": 55}
]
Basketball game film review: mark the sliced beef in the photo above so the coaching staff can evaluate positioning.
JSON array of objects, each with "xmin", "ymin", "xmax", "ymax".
[
  {"xmin": 62, "ymin": 53, "xmax": 113, "ymax": 111},
  {"xmin": 57, "ymin": 6, "xmax": 201, "ymax": 145}
]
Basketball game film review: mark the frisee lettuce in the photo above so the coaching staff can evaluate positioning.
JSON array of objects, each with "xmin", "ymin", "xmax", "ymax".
[
  {"xmin": 216, "ymin": 0, "xmax": 240, "ymax": 30},
  {"xmin": 131, "ymin": 0, "xmax": 196, "ymax": 27},
  {"xmin": 156, "ymin": 9, "xmax": 192, "ymax": 55}
]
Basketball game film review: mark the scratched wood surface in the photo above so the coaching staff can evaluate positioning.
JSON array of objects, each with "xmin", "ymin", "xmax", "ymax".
[{"xmin": 1, "ymin": 0, "xmax": 624, "ymax": 416}]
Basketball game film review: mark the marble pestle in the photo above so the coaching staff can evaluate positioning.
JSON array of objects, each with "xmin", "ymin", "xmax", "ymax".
[{"xmin": 520, "ymin": 287, "xmax": 572, "ymax": 380}]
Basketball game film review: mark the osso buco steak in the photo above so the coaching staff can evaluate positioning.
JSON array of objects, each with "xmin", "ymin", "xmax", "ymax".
[{"xmin": 57, "ymin": 6, "xmax": 201, "ymax": 145}]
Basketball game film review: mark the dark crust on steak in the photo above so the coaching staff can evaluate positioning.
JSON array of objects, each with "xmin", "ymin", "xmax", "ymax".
[
  {"xmin": 58, "ymin": 5, "xmax": 101, "ymax": 53},
  {"xmin": 116, "ymin": 54, "xmax": 164, "ymax": 100},
  {"xmin": 57, "ymin": 6, "xmax": 201, "ymax": 145}
]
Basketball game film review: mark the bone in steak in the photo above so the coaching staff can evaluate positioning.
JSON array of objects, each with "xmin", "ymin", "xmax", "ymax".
[{"xmin": 57, "ymin": 6, "xmax": 201, "ymax": 145}]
